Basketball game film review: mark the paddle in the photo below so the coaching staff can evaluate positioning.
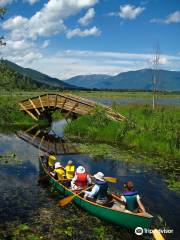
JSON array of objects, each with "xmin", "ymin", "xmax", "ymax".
[
  {"xmin": 152, "ymin": 229, "xmax": 165, "ymax": 240},
  {"xmin": 90, "ymin": 175, "xmax": 118, "ymax": 183},
  {"xmin": 104, "ymin": 176, "xmax": 118, "ymax": 183},
  {"xmin": 59, "ymin": 185, "xmax": 93, "ymax": 207}
]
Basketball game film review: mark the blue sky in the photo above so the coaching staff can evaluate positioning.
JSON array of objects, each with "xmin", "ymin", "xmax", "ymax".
[{"xmin": 0, "ymin": 0, "xmax": 180, "ymax": 79}]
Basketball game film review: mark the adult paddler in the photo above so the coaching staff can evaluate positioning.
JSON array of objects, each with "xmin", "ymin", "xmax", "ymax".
[{"xmin": 71, "ymin": 166, "xmax": 91, "ymax": 190}]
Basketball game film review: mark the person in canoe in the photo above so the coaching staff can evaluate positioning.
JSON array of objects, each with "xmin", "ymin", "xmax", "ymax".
[
  {"xmin": 47, "ymin": 151, "xmax": 56, "ymax": 170},
  {"xmin": 50, "ymin": 162, "xmax": 65, "ymax": 180},
  {"xmin": 71, "ymin": 166, "xmax": 91, "ymax": 190},
  {"xmin": 83, "ymin": 172, "xmax": 109, "ymax": 205},
  {"xmin": 65, "ymin": 160, "xmax": 75, "ymax": 180},
  {"xmin": 112, "ymin": 181, "xmax": 146, "ymax": 213}
]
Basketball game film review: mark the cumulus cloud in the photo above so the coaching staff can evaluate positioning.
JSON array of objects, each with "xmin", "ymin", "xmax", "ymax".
[
  {"xmin": 66, "ymin": 26, "xmax": 101, "ymax": 38},
  {"xmin": 1, "ymin": 0, "xmax": 100, "ymax": 65},
  {"xmin": 151, "ymin": 11, "xmax": 180, "ymax": 24},
  {"xmin": 78, "ymin": 8, "xmax": 95, "ymax": 26},
  {"xmin": 2, "ymin": 0, "xmax": 99, "ymax": 40},
  {"xmin": 108, "ymin": 4, "xmax": 145, "ymax": 20},
  {"xmin": 119, "ymin": 4, "xmax": 145, "ymax": 20}
]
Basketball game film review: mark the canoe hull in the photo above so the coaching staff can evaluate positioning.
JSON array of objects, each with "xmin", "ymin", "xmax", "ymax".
[{"xmin": 40, "ymin": 158, "xmax": 153, "ymax": 230}]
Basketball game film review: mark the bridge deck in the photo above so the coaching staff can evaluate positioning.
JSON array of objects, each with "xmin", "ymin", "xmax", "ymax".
[{"xmin": 18, "ymin": 93, "xmax": 126, "ymax": 121}]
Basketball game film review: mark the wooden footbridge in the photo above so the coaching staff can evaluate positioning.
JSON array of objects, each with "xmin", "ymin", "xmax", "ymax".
[{"xmin": 18, "ymin": 93, "xmax": 126, "ymax": 121}]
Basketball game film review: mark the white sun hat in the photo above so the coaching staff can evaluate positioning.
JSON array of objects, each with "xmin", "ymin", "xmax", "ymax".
[
  {"xmin": 55, "ymin": 162, "xmax": 62, "ymax": 169},
  {"xmin": 76, "ymin": 166, "xmax": 85, "ymax": 174},
  {"xmin": 93, "ymin": 172, "xmax": 105, "ymax": 181}
]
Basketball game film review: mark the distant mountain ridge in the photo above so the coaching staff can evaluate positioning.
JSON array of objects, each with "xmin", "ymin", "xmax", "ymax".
[
  {"xmin": 1, "ymin": 60, "xmax": 76, "ymax": 90},
  {"xmin": 1, "ymin": 60, "xmax": 180, "ymax": 91},
  {"xmin": 65, "ymin": 69, "xmax": 180, "ymax": 91}
]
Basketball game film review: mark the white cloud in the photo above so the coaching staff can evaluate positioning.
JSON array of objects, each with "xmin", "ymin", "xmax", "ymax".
[
  {"xmin": 2, "ymin": 0, "xmax": 98, "ymax": 40},
  {"xmin": 23, "ymin": 52, "xmax": 42, "ymax": 63},
  {"xmin": 119, "ymin": 4, "xmax": 145, "ymax": 20},
  {"xmin": 109, "ymin": 4, "xmax": 145, "ymax": 20},
  {"xmin": 66, "ymin": 26, "xmax": 101, "ymax": 38},
  {"xmin": 78, "ymin": 8, "xmax": 95, "ymax": 26},
  {"xmin": 41, "ymin": 40, "xmax": 50, "ymax": 48},
  {"xmin": 3, "ymin": 16, "xmax": 28, "ymax": 30},
  {"xmin": 3, "ymin": 49, "xmax": 178, "ymax": 80},
  {"xmin": 2, "ymin": 48, "xmax": 180, "ymax": 79},
  {"xmin": 24, "ymin": 0, "xmax": 40, "ymax": 5},
  {"xmin": 7, "ymin": 39, "xmax": 33, "ymax": 50},
  {"xmin": 151, "ymin": 11, "xmax": 180, "ymax": 24},
  {"xmin": 0, "ymin": 0, "xmax": 13, "ymax": 7}
]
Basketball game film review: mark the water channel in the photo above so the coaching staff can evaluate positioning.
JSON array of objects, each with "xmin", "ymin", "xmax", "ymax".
[{"xmin": 0, "ymin": 120, "xmax": 180, "ymax": 240}]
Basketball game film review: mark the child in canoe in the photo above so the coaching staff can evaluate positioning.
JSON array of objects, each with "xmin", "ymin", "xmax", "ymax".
[
  {"xmin": 112, "ymin": 181, "xmax": 146, "ymax": 213},
  {"xmin": 47, "ymin": 151, "xmax": 56, "ymax": 170},
  {"xmin": 50, "ymin": 162, "xmax": 65, "ymax": 180}
]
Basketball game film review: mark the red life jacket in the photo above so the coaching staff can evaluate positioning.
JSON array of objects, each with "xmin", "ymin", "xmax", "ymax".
[{"xmin": 76, "ymin": 173, "xmax": 88, "ymax": 187}]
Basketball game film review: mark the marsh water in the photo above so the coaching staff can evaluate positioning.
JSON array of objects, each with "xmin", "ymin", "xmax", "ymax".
[
  {"xmin": 86, "ymin": 97, "xmax": 180, "ymax": 106},
  {"xmin": 0, "ymin": 120, "xmax": 180, "ymax": 240}
]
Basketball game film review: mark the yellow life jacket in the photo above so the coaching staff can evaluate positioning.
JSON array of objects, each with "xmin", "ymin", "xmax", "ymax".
[
  {"xmin": 54, "ymin": 168, "xmax": 65, "ymax": 180},
  {"xmin": 48, "ymin": 155, "xmax": 56, "ymax": 167},
  {"xmin": 65, "ymin": 165, "xmax": 75, "ymax": 179}
]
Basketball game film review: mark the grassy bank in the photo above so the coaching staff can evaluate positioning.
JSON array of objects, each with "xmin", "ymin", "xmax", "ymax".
[{"xmin": 65, "ymin": 105, "xmax": 180, "ymax": 159}]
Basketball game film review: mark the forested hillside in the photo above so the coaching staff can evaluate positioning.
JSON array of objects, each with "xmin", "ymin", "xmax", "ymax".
[{"xmin": 0, "ymin": 60, "xmax": 55, "ymax": 90}]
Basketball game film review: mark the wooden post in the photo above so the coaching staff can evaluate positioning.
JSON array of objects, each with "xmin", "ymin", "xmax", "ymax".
[
  {"xmin": 24, "ymin": 124, "xmax": 39, "ymax": 133},
  {"xmin": 30, "ymin": 129, "xmax": 41, "ymax": 143},
  {"xmin": 39, "ymin": 136, "xmax": 45, "ymax": 150},
  {"xmin": 47, "ymin": 94, "xmax": 50, "ymax": 108},
  {"xmin": 60, "ymin": 97, "xmax": 67, "ymax": 112},
  {"xmin": 19, "ymin": 103, "xmax": 38, "ymax": 121},
  {"xmin": 29, "ymin": 99, "xmax": 40, "ymax": 115},
  {"xmin": 39, "ymin": 96, "xmax": 44, "ymax": 111},
  {"xmin": 65, "ymin": 102, "xmax": 79, "ymax": 119},
  {"xmin": 55, "ymin": 94, "xmax": 58, "ymax": 108}
]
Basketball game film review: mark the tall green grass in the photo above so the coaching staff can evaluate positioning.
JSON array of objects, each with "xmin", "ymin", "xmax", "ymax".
[{"xmin": 65, "ymin": 105, "xmax": 180, "ymax": 159}]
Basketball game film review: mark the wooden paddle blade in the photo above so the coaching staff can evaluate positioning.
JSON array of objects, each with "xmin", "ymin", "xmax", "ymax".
[
  {"xmin": 59, "ymin": 195, "xmax": 74, "ymax": 207},
  {"xmin": 104, "ymin": 177, "xmax": 118, "ymax": 183},
  {"xmin": 152, "ymin": 229, "xmax": 165, "ymax": 240}
]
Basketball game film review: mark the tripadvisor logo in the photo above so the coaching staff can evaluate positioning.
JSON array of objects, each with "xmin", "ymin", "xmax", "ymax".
[
  {"xmin": 135, "ymin": 227, "xmax": 143, "ymax": 235},
  {"xmin": 135, "ymin": 227, "xmax": 174, "ymax": 236}
]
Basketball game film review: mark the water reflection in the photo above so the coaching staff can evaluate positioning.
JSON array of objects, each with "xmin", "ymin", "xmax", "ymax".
[{"xmin": 16, "ymin": 121, "xmax": 78, "ymax": 155}]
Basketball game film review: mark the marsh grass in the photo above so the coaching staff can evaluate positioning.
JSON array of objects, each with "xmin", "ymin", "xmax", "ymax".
[{"xmin": 65, "ymin": 104, "xmax": 180, "ymax": 159}]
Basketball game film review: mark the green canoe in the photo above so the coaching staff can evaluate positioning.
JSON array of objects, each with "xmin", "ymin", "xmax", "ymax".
[{"xmin": 39, "ymin": 157, "xmax": 153, "ymax": 230}]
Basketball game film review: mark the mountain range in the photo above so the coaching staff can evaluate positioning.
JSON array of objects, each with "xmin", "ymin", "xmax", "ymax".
[
  {"xmin": 0, "ymin": 60, "xmax": 76, "ymax": 90},
  {"xmin": 1, "ymin": 60, "xmax": 180, "ymax": 91},
  {"xmin": 65, "ymin": 69, "xmax": 180, "ymax": 91}
]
